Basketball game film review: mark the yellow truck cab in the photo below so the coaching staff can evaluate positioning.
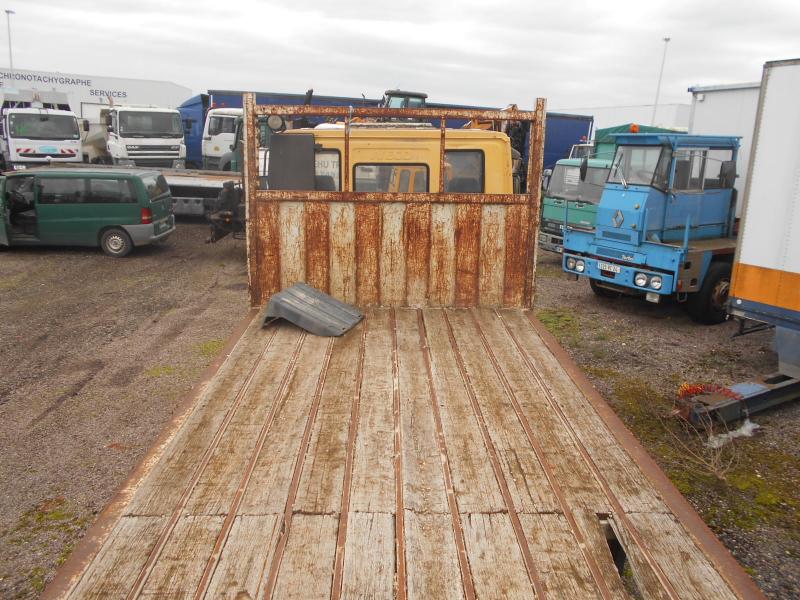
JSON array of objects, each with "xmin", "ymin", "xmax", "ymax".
[{"xmin": 268, "ymin": 124, "xmax": 517, "ymax": 193}]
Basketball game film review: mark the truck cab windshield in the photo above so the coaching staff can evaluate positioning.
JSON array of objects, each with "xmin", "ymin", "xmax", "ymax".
[
  {"xmin": 119, "ymin": 111, "xmax": 183, "ymax": 138},
  {"xmin": 608, "ymin": 145, "xmax": 669, "ymax": 188},
  {"xmin": 9, "ymin": 114, "xmax": 80, "ymax": 140},
  {"xmin": 547, "ymin": 164, "xmax": 608, "ymax": 203}
]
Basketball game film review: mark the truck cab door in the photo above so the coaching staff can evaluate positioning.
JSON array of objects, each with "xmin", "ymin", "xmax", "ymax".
[{"xmin": 0, "ymin": 176, "xmax": 8, "ymax": 245}]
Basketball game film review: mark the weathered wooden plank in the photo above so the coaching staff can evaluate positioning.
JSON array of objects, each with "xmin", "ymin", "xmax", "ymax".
[
  {"xmin": 405, "ymin": 512, "xmax": 465, "ymax": 600},
  {"xmin": 341, "ymin": 512, "xmax": 396, "ymax": 598},
  {"xmin": 350, "ymin": 309, "xmax": 395, "ymax": 513},
  {"xmin": 499, "ymin": 310, "xmax": 663, "ymax": 514},
  {"xmin": 295, "ymin": 321, "xmax": 364, "ymax": 514},
  {"xmin": 305, "ymin": 202, "xmax": 331, "ymax": 293},
  {"xmin": 395, "ymin": 309, "xmax": 448, "ymax": 514},
  {"xmin": 279, "ymin": 202, "xmax": 306, "ymax": 290},
  {"xmin": 462, "ymin": 513, "xmax": 534, "ymax": 598},
  {"xmin": 445, "ymin": 309, "xmax": 559, "ymax": 514},
  {"xmin": 454, "ymin": 205, "xmax": 481, "ymax": 307},
  {"xmin": 203, "ymin": 515, "xmax": 281, "ymax": 600},
  {"xmin": 478, "ymin": 205, "xmax": 506, "ymax": 307},
  {"xmin": 139, "ymin": 516, "xmax": 224, "ymax": 598},
  {"xmin": 472, "ymin": 309, "xmax": 608, "ymax": 511},
  {"xmin": 239, "ymin": 334, "xmax": 332, "ymax": 514},
  {"xmin": 625, "ymin": 512, "xmax": 738, "ymax": 600},
  {"xmin": 355, "ymin": 204, "xmax": 381, "ymax": 306},
  {"xmin": 429, "ymin": 204, "xmax": 456, "ymax": 307},
  {"xmin": 404, "ymin": 203, "xmax": 431, "ymax": 306},
  {"xmin": 380, "ymin": 202, "xmax": 407, "ymax": 306},
  {"xmin": 68, "ymin": 516, "xmax": 165, "ymax": 599},
  {"xmin": 125, "ymin": 325, "xmax": 282, "ymax": 517},
  {"xmin": 520, "ymin": 512, "xmax": 610, "ymax": 600},
  {"xmin": 329, "ymin": 202, "xmax": 356, "ymax": 305},
  {"xmin": 271, "ymin": 515, "xmax": 338, "ymax": 600},
  {"xmin": 503, "ymin": 204, "xmax": 530, "ymax": 307},
  {"xmin": 421, "ymin": 309, "xmax": 504, "ymax": 513}
]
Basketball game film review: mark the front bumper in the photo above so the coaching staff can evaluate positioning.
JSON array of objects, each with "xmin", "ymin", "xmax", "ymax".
[
  {"xmin": 538, "ymin": 231, "xmax": 563, "ymax": 253},
  {"xmin": 123, "ymin": 215, "xmax": 176, "ymax": 246},
  {"xmin": 562, "ymin": 252, "xmax": 674, "ymax": 295}
]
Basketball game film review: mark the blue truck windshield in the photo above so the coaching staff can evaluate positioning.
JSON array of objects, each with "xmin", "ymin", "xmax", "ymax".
[
  {"xmin": 547, "ymin": 165, "xmax": 608, "ymax": 203},
  {"xmin": 609, "ymin": 145, "xmax": 670, "ymax": 189}
]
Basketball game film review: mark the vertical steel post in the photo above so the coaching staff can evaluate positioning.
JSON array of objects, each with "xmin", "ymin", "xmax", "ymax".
[
  {"xmin": 525, "ymin": 98, "xmax": 547, "ymax": 306},
  {"xmin": 243, "ymin": 92, "xmax": 260, "ymax": 305},
  {"xmin": 439, "ymin": 116, "xmax": 446, "ymax": 193}
]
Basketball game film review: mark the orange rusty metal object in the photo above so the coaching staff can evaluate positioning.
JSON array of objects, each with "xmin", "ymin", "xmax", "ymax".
[{"xmin": 243, "ymin": 94, "xmax": 546, "ymax": 309}]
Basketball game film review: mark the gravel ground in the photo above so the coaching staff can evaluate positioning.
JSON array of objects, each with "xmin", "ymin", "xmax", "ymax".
[
  {"xmin": 534, "ymin": 251, "xmax": 799, "ymax": 600},
  {"xmin": 0, "ymin": 225, "xmax": 796, "ymax": 598},
  {"xmin": 0, "ymin": 222, "xmax": 249, "ymax": 598}
]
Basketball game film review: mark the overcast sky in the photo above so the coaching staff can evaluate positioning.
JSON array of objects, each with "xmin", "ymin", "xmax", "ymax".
[{"xmin": 8, "ymin": 0, "xmax": 800, "ymax": 109}]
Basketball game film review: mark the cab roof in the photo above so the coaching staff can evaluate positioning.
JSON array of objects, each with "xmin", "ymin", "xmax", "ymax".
[
  {"xmin": 5, "ymin": 167, "xmax": 159, "ymax": 178},
  {"xmin": 613, "ymin": 133, "xmax": 740, "ymax": 149},
  {"xmin": 283, "ymin": 126, "xmax": 509, "ymax": 141}
]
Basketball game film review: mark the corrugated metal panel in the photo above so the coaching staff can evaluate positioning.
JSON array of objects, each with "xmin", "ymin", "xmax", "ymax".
[{"xmin": 263, "ymin": 282, "xmax": 363, "ymax": 337}]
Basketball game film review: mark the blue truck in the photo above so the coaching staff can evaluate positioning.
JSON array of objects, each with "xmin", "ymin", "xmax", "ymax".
[
  {"xmin": 178, "ymin": 90, "xmax": 592, "ymax": 173},
  {"xmin": 562, "ymin": 133, "xmax": 740, "ymax": 324}
]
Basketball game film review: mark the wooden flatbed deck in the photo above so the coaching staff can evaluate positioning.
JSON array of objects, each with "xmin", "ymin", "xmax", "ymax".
[{"xmin": 47, "ymin": 308, "xmax": 759, "ymax": 599}]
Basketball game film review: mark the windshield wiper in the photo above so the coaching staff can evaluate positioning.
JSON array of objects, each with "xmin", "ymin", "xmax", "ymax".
[{"xmin": 613, "ymin": 156, "xmax": 628, "ymax": 189}]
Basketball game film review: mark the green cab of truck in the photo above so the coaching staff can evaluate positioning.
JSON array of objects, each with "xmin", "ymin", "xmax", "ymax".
[
  {"xmin": 539, "ymin": 157, "xmax": 611, "ymax": 253},
  {"xmin": 0, "ymin": 167, "xmax": 176, "ymax": 257}
]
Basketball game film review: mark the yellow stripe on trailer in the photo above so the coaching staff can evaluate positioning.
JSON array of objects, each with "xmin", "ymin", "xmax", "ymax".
[{"xmin": 731, "ymin": 262, "xmax": 800, "ymax": 314}]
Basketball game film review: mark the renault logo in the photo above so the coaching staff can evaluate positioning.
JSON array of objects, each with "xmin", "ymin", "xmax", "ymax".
[{"xmin": 612, "ymin": 209, "xmax": 624, "ymax": 228}]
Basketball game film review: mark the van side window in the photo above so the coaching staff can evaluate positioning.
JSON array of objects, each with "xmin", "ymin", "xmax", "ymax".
[
  {"xmin": 38, "ymin": 178, "xmax": 87, "ymax": 204},
  {"xmin": 354, "ymin": 164, "xmax": 429, "ymax": 193},
  {"xmin": 444, "ymin": 150, "xmax": 484, "ymax": 193},
  {"xmin": 89, "ymin": 179, "xmax": 136, "ymax": 203}
]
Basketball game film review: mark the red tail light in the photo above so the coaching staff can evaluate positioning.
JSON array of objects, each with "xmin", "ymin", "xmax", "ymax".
[{"xmin": 141, "ymin": 207, "xmax": 153, "ymax": 224}]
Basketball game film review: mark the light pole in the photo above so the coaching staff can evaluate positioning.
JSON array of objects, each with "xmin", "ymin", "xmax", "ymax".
[{"xmin": 651, "ymin": 36, "xmax": 670, "ymax": 126}]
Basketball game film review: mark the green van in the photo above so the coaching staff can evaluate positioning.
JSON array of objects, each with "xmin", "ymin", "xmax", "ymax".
[{"xmin": 0, "ymin": 168, "xmax": 175, "ymax": 257}]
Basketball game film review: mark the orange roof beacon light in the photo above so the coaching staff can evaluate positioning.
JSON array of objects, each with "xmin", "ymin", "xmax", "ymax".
[{"xmin": 629, "ymin": 123, "xmax": 640, "ymax": 133}]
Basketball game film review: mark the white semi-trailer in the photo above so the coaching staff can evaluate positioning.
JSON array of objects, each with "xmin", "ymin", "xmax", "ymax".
[
  {"xmin": 82, "ymin": 105, "xmax": 186, "ymax": 169},
  {"xmin": 0, "ymin": 90, "xmax": 82, "ymax": 170}
]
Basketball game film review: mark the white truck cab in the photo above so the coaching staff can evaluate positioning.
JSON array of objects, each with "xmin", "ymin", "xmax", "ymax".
[
  {"xmin": 202, "ymin": 107, "xmax": 242, "ymax": 170},
  {"xmin": 0, "ymin": 90, "xmax": 82, "ymax": 170},
  {"xmin": 84, "ymin": 105, "xmax": 186, "ymax": 169}
]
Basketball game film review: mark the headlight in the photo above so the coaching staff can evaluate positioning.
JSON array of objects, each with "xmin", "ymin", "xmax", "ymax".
[
  {"xmin": 575, "ymin": 259, "xmax": 586, "ymax": 273},
  {"xmin": 566, "ymin": 257, "xmax": 577, "ymax": 270},
  {"xmin": 634, "ymin": 272, "xmax": 648, "ymax": 287},
  {"xmin": 650, "ymin": 275, "xmax": 663, "ymax": 290}
]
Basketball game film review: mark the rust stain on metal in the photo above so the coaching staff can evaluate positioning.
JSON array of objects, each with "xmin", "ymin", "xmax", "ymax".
[
  {"xmin": 454, "ymin": 205, "xmax": 481, "ymax": 307},
  {"xmin": 244, "ymin": 100, "xmax": 547, "ymax": 309},
  {"xmin": 403, "ymin": 203, "xmax": 431, "ymax": 306},
  {"xmin": 355, "ymin": 205, "xmax": 382, "ymax": 306},
  {"xmin": 305, "ymin": 202, "xmax": 331, "ymax": 293}
]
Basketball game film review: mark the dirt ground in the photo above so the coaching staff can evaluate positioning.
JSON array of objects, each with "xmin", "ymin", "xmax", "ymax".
[
  {"xmin": 0, "ymin": 222, "xmax": 249, "ymax": 598},
  {"xmin": 0, "ymin": 225, "xmax": 797, "ymax": 598},
  {"xmin": 534, "ymin": 251, "xmax": 799, "ymax": 600}
]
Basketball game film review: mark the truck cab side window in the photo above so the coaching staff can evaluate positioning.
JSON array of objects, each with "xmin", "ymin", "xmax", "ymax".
[
  {"xmin": 444, "ymin": 150, "xmax": 484, "ymax": 193},
  {"xmin": 673, "ymin": 150, "xmax": 706, "ymax": 191}
]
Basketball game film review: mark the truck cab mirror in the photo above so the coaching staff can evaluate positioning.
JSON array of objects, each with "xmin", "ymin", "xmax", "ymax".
[
  {"xmin": 579, "ymin": 157, "xmax": 588, "ymax": 181},
  {"xmin": 542, "ymin": 168, "xmax": 552, "ymax": 190},
  {"xmin": 107, "ymin": 125, "xmax": 114, "ymax": 133},
  {"xmin": 82, "ymin": 119, "xmax": 90, "ymax": 132},
  {"xmin": 719, "ymin": 160, "xmax": 737, "ymax": 188},
  {"xmin": 105, "ymin": 114, "xmax": 113, "ymax": 127}
]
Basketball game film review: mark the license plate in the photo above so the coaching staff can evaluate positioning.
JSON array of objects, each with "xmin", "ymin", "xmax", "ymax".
[
  {"xmin": 597, "ymin": 261, "xmax": 621, "ymax": 274},
  {"xmin": 556, "ymin": 246, "xmax": 563, "ymax": 253}
]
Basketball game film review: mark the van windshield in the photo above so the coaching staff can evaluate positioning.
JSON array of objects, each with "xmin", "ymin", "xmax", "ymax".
[
  {"xmin": 547, "ymin": 164, "xmax": 608, "ymax": 203},
  {"xmin": 9, "ymin": 114, "xmax": 80, "ymax": 140},
  {"xmin": 119, "ymin": 111, "xmax": 183, "ymax": 138}
]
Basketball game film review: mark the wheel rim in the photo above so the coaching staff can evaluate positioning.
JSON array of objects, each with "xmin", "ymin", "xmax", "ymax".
[
  {"xmin": 107, "ymin": 234, "xmax": 125, "ymax": 253},
  {"xmin": 710, "ymin": 278, "xmax": 730, "ymax": 311}
]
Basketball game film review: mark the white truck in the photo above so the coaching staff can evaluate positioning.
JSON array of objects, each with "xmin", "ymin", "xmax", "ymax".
[
  {"xmin": 82, "ymin": 105, "xmax": 186, "ymax": 169},
  {"xmin": 0, "ymin": 90, "xmax": 82, "ymax": 170},
  {"xmin": 202, "ymin": 107, "xmax": 242, "ymax": 171}
]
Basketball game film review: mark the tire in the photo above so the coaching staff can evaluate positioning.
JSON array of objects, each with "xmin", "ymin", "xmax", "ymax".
[
  {"xmin": 100, "ymin": 228, "xmax": 133, "ymax": 258},
  {"xmin": 590, "ymin": 278, "xmax": 620, "ymax": 298},
  {"xmin": 685, "ymin": 261, "xmax": 731, "ymax": 325}
]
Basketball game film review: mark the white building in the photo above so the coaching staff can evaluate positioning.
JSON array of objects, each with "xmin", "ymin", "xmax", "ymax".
[
  {"xmin": 0, "ymin": 68, "xmax": 192, "ymax": 123},
  {"xmin": 687, "ymin": 82, "xmax": 760, "ymax": 213},
  {"xmin": 550, "ymin": 103, "xmax": 691, "ymax": 133}
]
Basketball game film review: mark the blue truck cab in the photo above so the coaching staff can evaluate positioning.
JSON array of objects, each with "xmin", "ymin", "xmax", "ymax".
[{"xmin": 562, "ymin": 133, "xmax": 740, "ymax": 324}]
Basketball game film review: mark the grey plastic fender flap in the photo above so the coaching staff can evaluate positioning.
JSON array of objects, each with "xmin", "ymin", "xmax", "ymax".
[{"xmin": 262, "ymin": 282, "xmax": 364, "ymax": 337}]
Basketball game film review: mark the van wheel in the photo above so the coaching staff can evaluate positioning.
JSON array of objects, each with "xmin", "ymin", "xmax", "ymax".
[
  {"xmin": 590, "ymin": 278, "xmax": 620, "ymax": 298},
  {"xmin": 100, "ymin": 228, "xmax": 133, "ymax": 257},
  {"xmin": 686, "ymin": 261, "xmax": 731, "ymax": 324}
]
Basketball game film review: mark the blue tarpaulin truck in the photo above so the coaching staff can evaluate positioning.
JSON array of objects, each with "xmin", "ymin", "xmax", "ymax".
[{"xmin": 562, "ymin": 133, "xmax": 740, "ymax": 324}]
